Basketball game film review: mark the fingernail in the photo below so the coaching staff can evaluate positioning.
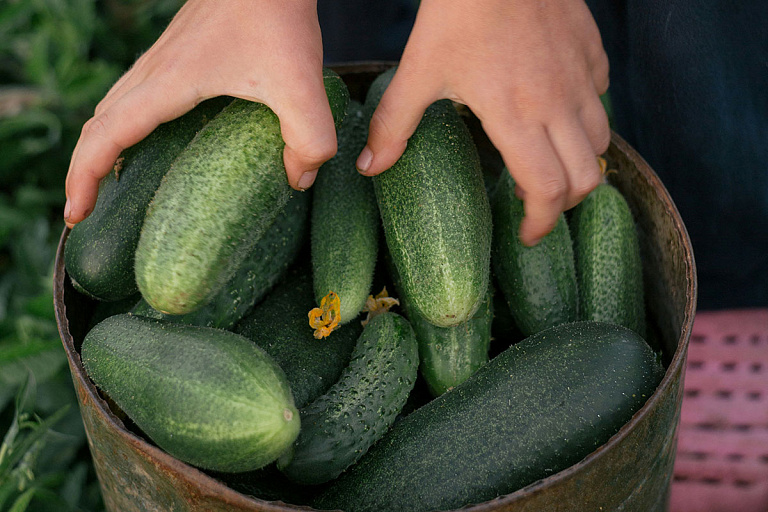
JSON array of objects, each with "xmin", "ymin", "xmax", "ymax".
[
  {"xmin": 356, "ymin": 146, "xmax": 373, "ymax": 173},
  {"xmin": 64, "ymin": 199, "xmax": 71, "ymax": 221},
  {"xmin": 298, "ymin": 169, "xmax": 318, "ymax": 191}
]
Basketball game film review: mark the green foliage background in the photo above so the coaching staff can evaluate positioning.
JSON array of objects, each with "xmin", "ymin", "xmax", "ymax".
[{"xmin": 0, "ymin": 1, "xmax": 183, "ymax": 509}]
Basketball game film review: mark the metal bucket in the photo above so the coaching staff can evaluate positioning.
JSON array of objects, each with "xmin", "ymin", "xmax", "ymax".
[{"xmin": 54, "ymin": 62, "xmax": 697, "ymax": 512}]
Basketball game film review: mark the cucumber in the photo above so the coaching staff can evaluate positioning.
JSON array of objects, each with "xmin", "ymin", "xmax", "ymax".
[
  {"xmin": 277, "ymin": 312, "xmax": 419, "ymax": 485},
  {"xmin": 311, "ymin": 100, "xmax": 379, "ymax": 324},
  {"xmin": 64, "ymin": 97, "xmax": 231, "ymax": 302},
  {"xmin": 81, "ymin": 314, "xmax": 299, "ymax": 473},
  {"xmin": 135, "ymin": 69, "xmax": 349, "ymax": 315},
  {"xmin": 570, "ymin": 181, "xmax": 646, "ymax": 336},
  {"xmin": 365, "ymin": 68, "xmax": 492, "ymax": 328},
  {"xmin": 491, "ymin": 170, "xmax": 578, "ymax": 336},
  {"xmin": 409, "ymin": 285, "xmax": 493, "ymax": 397},
  {"xmin": 234, "ymin": 263, "xmax": 361, "ymax": 408},
  {"xmin": 386, "ymin": 248, "xmax": 492, "ymax": 396},
  {"xmin": 313, "ymin": 321, "xmax": 665, "ymax": 512},
  {"xmin": 131, "ymin": 189, "xmax": 310, "ymax": 329}
]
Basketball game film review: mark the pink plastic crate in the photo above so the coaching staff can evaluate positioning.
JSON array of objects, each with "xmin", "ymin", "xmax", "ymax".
[{"xmin": 670, "ymin": 309, "xmax": 768, "ymax": 512}]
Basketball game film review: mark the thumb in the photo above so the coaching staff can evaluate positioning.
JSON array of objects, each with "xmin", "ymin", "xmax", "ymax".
[
  {"xmin": 357, "ymin": 70, "xmax": 435, "ymax": 176},
  {"xmin": 277, "ymin": 77, "xmax": 339, "ymax": 191}
]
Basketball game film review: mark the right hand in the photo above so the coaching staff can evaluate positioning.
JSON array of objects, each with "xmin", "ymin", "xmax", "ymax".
[
  {"xmin": 358, "ymin": 0, "xmax": 610, "ymax": 246},
  {"xmin": 64, "ymin": 0, "xmax": 335, "ymax": 228}
]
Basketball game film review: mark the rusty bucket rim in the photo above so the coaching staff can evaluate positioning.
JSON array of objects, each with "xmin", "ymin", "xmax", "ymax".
[{"xmin": 53, "ymin": 63, "xmax": 697, "ymax": 510}]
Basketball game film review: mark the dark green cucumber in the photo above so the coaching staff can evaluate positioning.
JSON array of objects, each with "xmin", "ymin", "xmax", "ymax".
[
  {"xmin": 234, "ymin": 263, "xmax": 361, "ymax": 409},
  {"xmin": 311, "ymin": 100, "xmax": 379, "ymax": 324},
  {"xmin": 491, "ymin": 170, "xmax": 578, "ymax": 336},
  {"xmin": 313, "ymin": 321, "xmax": 665, "ymax": 512},
  {"xmin": 81, "ymin": 314, "xmax": 299, "ymax": 473},
  {"xmin": 386, "ymin": 248, "xmax": 492, "ymax": 396},
  {"xmin": 365, "ymin": 68, "xmax": 492, "ymax": 328},
  {"xmin": 570, "ymin": 181, "xmax": 646, "ymax": 336},
  {"xmin": 131, "ymin": 189, "xmax": 310, "ymax": 329},
  {"xmin": 277, "ymin": 312, "xmax": 418, "ymax": 485},
  {"xmin": 64, "ymin": 97, "xmax": 231, "ymax": 302},
  {"xmin": 135, "ymin": 69, "xmax": 349, "ymax": 315}
]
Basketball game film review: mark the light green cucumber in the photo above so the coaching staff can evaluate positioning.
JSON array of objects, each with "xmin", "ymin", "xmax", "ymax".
[
  {"xmin": 386, "ymin": 248, "xmax": 492, "ymax": 396},
  {"xmin": 81, "ymin": 314, "xmax": 299, "ymax": 473},
  {"xmin": 64, "ymin": 97, "xmax": 230, "ymax": 302},
  {"xmin": 407, "ymin": 284, "xmax": 493, "ymax": 397},
  {"xmin": 491, "ymin": 169, "xmax": 578, "ymax": 336},
  {"xmin": 570, "ymin": 181, "xmax": 646, "ymax": 336},
  {"xmin": 313, "ymin": 321, "xmax": 665, "ymax": 512},
  {"xmin": 131, "ymin": 190, "xmax": 310, "ymax": 329},
  {"xmin": 234, "ymin": 262, "xmax": 361, "ymax": 409},
  {"xmin": 135, "ymin": 69, "xmax": 349, "ymax": 315},
  {"xmin": 277, "ymin": 312, "xmax": 419, "ymax": 485},
  {"xmin": 365, "ymin": 68, "xmax": 492, "ymax": 328},
  {"xmin": 311, "ymin": 100, "xmax": 379, "ymax": 324}
]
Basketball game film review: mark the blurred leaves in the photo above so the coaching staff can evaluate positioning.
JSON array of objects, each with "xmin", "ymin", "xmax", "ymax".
[
  {"xmin": 0, "ymin": 375, "xmax": 102, "ymax": 512},
  {"xmin": 0, "ymin": 0, "xmax": 184, "ymax": 510}
]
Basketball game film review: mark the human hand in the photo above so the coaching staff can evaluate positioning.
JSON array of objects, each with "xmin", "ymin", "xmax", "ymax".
[
  {"xmin": 64, "ymin": 0, "xmax": 334, "ymax": 228},
  {"xmin": 358, "ymin": 0, "xmax": 610, "ymax": 246}
]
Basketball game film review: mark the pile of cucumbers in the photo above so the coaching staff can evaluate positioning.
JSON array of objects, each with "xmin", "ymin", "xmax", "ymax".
[{"xmin": 67, "ymin": 68, "xmax": 664, "ymax": 512}]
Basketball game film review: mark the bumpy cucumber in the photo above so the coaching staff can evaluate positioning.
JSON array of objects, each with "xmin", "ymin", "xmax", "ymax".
[
  {"xmin": 135, "ymin": 69, "xmax": 349, "ymax": 315},
  {"xmin": 131, "ymin": 190, "xmax": 310, "ymax": 329},
  {"xmin": 277, "ymin": 312, "xmax": 419, "ymax": 485},
  {"xmin": 81, "ymin": 314, "xmax": 299, "ymax": 473},
  {"xmin": 386, "ymin": 248, "xmax": 492, "ymax": 396},
  {"xmin": 65, "ymin": 97, "xmax": 230, "ymax": 302},
  {"xmin": 570, "ymin": 181, "xmax": 646, "ymax": 336},
  {"xmin": 311, "ymin": 100, "xmax": 379, "ymax": 324},
  {"xmin": 313, "ymin": 321, "xmax": 665, "ymax": 512},
  {"xmin": 365, "ymin": 68, "xmax": 492, "ymax": 328},
  {"xmin": 491, "ymin": 170, "xmax": 578, "ymax": 336},
  {"xmin": 408, "ymin": 284, "xmax": 492, "ymax": 396},
  {"xmin": 234, "ymin": 263, "xmax": 361, "ymax": 409}
]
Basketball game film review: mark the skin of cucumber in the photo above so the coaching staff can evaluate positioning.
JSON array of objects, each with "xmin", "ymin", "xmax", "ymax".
[
  {"xmin": 313, "ymin": 321, "xmax": 665, "ymax": 512},
  {"xmin": 81, "ymin": 314, "xmax": 300, "ymax": 473},
  {"xmin": 277, "ymin": 312, "xmax": 419, "ymax": 485},
  {"xmin": 365, "ymin": 69, "xmax": 492, "ymax": 328},
  {"xmin": 131, "ymin": 190, "xmax": 310, "ymax": 329},
  {"xmin": 408, "ymin": 283, "xmax": 493, "ymax": 397},
  {"xmin": 135, "ymin": 69, "xmax": 349, "ymax": 315},
  {"xmin": 311, "ymin": 100, "xmax": 379, "ymax": 325},
  {"xmin": 570, "ymin": 182, "xmax": 646, "ymax": 337},
  {"xmin": 491, "ymin": 170, "xmax": 579, "ymax": 336},
  {"xmin": 385, "ymin": 248, "xmax": 492, "ymax": 397},
  {"xmin": 234, "ymin": 263, "xmax": 361, "ymax": 409},
  {"xmin": 64, "ymin": 97, "xmax": 231, "ymax": 302}
]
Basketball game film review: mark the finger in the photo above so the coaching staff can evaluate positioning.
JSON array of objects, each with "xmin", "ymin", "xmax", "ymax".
[
  {"xmin": 357, "ymin": 69, "xmax": 436, "ymax": 176},
  {"xmin": 65, "ymin": 83, "xmax": 196, "ymax": 226},
  {"xmin": 94, "ymin": 67, "xmax": 136, "ymax": 117},
  {"xmin": 580, "ymin": 93, "xmax": 611, "ymax": 155},
  {"xmin": 547, "ymin": 119, "xmax": 604, "ymax": 211},
  {"xmin": 275, "ymin": 76, "xmax": 339, "ymax": 191},
  {"xmin": 485, "ymin": 121, "xmax": 569, "ymax": 247},
  {"xmin": 590, "ymin": 47, "xmax": 611, "ymax": 96}
]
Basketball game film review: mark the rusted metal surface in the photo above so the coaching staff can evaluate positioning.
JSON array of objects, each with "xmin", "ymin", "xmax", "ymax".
[{"xmin": 54, "ymin": 62, "xmax": 696, "ymax": 512}]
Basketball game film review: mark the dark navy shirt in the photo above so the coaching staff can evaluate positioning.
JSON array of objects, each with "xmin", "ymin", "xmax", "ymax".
[{"xmin": 319, "ymin": 1, "xmax": 768, "ymax": 310}]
